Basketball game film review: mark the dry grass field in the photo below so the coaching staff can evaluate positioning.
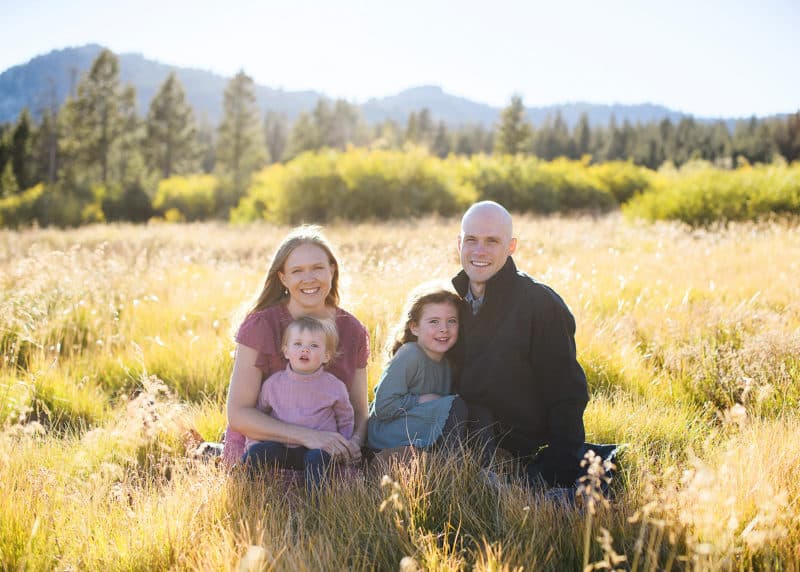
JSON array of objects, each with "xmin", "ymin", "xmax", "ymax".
[{"xmin": 1, "ymin": 214, "xmax": 799, "ymax": 570}]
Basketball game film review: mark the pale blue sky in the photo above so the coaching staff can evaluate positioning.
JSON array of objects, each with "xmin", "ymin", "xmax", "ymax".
[{"xmin": 2, "ymin": 0, "xmax": 798, "ymax": 117}]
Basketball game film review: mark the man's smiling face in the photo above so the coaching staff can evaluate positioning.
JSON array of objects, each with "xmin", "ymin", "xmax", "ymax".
[{"xmin": 457, "ymin": 203, "xmax": 517, "ymax": 296}]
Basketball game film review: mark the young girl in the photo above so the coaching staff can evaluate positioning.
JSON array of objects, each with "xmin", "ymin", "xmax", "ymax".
[
  {"xmin": 242, "ymin": 316, "xmax": 354, "ymax": 490},
  {"xmin": 367, "ymin": 284, "xmax": 469, "ymax": 451}
]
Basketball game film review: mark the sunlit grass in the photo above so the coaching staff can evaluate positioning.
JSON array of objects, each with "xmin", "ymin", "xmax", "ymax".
[{"xmin": 2, "ymin": 214, "xmax": 799, "ymax": 569}]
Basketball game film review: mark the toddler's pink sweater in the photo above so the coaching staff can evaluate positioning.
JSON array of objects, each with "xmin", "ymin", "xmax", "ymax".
[{"xmin": 245, "ymin": 365, "xmax": 354, "ymax": 451}]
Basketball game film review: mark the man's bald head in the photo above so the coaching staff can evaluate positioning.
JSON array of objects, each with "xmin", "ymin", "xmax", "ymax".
[{"xmin": 460, "ymin": 201, "xmax": 514, "ymax": 242}]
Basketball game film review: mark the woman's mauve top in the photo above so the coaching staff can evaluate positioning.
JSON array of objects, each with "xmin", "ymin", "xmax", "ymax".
[{"xmin": 222, "ymin": 303, "xmax": 369, "ymax": 465}]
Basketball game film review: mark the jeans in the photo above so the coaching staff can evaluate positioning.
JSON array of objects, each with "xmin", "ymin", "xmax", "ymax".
[{"xmin": 243, "ymin": 440, "xmax": 333, "ymax": 493}]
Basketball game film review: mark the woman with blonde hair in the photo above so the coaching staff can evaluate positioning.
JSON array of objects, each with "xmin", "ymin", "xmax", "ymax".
[{"xmin": 223, "ymin": 225, "xmax": 369, "ymax": 468}]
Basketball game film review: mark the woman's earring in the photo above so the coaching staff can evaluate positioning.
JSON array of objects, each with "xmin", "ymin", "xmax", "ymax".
[{"xmin": 283, "ymin": 288, "xmax": 289, "ymax": 296}]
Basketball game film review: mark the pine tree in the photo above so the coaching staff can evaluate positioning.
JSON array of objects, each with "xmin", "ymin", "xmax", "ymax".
[
  {"xmin": 145, "ymin": 72, "xmax": 198, "ymax": 178},
  {"xmin": 216, "ymin": 70, "xmax": 267, "ymax": 210},
  {"xmin": 432, "ymin": 121, "xmax": 451, "ymax": 158},
  {"xmin": 11, "ymin": 108, "xmax": 35, "ymax": 190},
  {"xmin": 113, "ymin": 85, "xmax": 145, "ymax": 184},
  {"xmin": 631, "ymin": 123, "xmax": 662, "ymax": 169},
  {"xmin": 312, "ymin": 99, "xmax": 333, "ymax": 148},
  {"xmin": 0, "ymin": 126, "xmax": 10, "ymax": 179},
  {"xmin": 753, "ymin": 121, "xmax": 777, "ymax": 163},
  {"xmin": 196, "ymin": 119, "xmax": 216, "ymax": 173},
  {"xmin": 405, "ymin": 111, "xmax": 420, "ymax": 144},
  {"xmin": 453, "ymin": 124, "xmax": 493, "ymax": 156},
  {"xmin": 329, "ymin": 100, "xmax": 360, "ymax": 149},
  {"xmin": 494, "ymin": 95, "xmax": 531, "ymax": 155},
  {"xmin": 573, "ymin": 113, "xmax": 592, "ymax": 159},
  {"xmin": 373, "ymin": 120, "xmax": 402, "ymax": 150},
  {"xmin": 708, "ymin": 121, "xmax": 732, "ymax": 162},
  {"xmin": 621, "ymin": 120, "xmax": 636, "ymax": 160},
  {"xmin": 284, "ymin": 112, "xmax": 319, "ymax": 160},
  {"xmin": 34, "ymin": 109, "xmax": 59, "ymax": 184},
  {"xmin": 674, "ymin": 117, "xmax": 700, "ymax": 165},
  {"xmin": 603, "ymin": 115, "xmax": 626, "ymax": 161},
  {"xmin": 773, "ymin": 112, "xmax": 800, "ymax": 162},
  {"xmin": 453, "ymin": 128, "xmax": 474, "ymax": 156},
  {"xmin": 417, "ymin": 109, "xmax": 434, "ymax": 145},
  {"xmin": 30, "ymin": 79, "xmax": 60, "ymax": 185},
  {"xmin": 532, "ymin": 112, "xmax": 569, "ymax": 160},
  {"xmin": 552, "ymin": 112, "xmax": 570, "ymax": 158},
  {"xmin": 60, "ymin": 49, "xmax": 126, "ymax": 184},
  {"xmin": 264, "ymin": 111, "xmax": 288, "ymax": 163},
  {"xmin": 0, "ymin": 161, "xmax": 18, "ymax": 197},
  {"xmin": 658, "ymin": 118, "xmax": 675, "ymax": 164}
]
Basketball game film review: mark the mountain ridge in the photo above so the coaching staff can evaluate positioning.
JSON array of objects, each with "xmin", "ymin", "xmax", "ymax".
[{"xmin": 0, "ymin": 44, "xmax": 758, "ymax": 128}]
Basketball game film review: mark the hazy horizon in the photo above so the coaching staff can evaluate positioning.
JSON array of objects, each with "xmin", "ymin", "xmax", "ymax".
[{"xmin": 1, "ymin": 0, "xmax": 798, "ymax": 118}]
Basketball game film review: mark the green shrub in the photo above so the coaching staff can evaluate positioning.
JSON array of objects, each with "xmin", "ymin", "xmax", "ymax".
[
  {"xmin": 338, "ymin": 148, "xmax": 473, "ymax": 220},
  {"xmin": 454, "ymin": 154, "xmax": 557, "ymax": 213},
  {"xmin": 0, "ymin": 184, "xmax": 45, "ymax": 228},
  {"xmin": 541, "ymin": 158, "xmax": 617, "ymax": 211},
  {"xmin": 35, "ymin": 184, "xmax": 103, "ymax": 228},
  {"xmin": 588, "ymin": 161, "xmax": 656, "ymax": 204},
  {"xmin": 101, "ymin": 182, "xmax": 155, "ymax": 222},
  {"xmin": 455, "ymin": 155, "xmax": 617, "ymax": 213},
  {"xmin": 153, "ymin": 174, "xmax": 218, "ymax": 221},
  {"xmin": 233, "ymin": 149, "xmax": 475, "ymax": 223},
  {"xmin": 235, "ymin": 150, "xmax": 626, "ymax": 224},
  {"xmin": 624, "ymin": 163, "xmax": 800, "ymax": 226},
  {"xmin": 230, "ymin": 163, "xmax": 286, "ymax": 223},
  {"xmin": 12, "ymin": 152, "xmax": 793, "ymax": 228}
]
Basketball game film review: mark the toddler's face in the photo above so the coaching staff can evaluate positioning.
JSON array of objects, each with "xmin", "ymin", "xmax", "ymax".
[{"xmin": 283, "ymin": 327, "xmax": 329, "ymax": 374}]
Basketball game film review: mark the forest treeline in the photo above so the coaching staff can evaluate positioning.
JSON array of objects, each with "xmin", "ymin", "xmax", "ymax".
[{"xmin": 1, "ymin": 49, "xmax": 799, "ymax": 228}]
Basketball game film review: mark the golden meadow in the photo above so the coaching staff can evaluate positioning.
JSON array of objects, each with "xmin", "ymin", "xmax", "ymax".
[{"xmin": 1, "ymin": 214, "xmax": 800, "ymax": 570}]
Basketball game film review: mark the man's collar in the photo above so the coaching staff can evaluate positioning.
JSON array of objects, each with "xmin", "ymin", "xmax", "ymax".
[
  {"xmin": 453, "ymin": 257, "xmax": 518, "ymax": 299},
  {"xmin": 465, "ymin": 288, "xmax": 481, "ymax": 302},
  {"xmin": 465, "ymin": 287, "xmax": 484, "ymax": 315}
]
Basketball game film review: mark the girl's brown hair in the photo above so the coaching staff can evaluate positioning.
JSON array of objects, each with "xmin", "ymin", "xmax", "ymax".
[
  {"xmin": 247, "ymin": 225, "xmax": 341, "ymax": 317},
  {"xmin": 389, "ymin": 282, "xmax": 462, "ymax": 356}
]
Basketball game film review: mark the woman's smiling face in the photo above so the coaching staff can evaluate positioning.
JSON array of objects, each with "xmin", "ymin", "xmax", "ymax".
[{"xmin": 278, "ymin": 243, "xmax": 335, "ymax": 311}]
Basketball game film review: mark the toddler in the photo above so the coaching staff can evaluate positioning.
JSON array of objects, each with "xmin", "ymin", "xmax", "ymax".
[{"xmin": 242, "ymin": 316, "xmax": 353, "ymax": 490}]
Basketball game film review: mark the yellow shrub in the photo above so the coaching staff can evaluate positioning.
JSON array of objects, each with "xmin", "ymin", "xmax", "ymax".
[{"xmin": 153, "ymin": 174, "xmax": 218, "ymax": 221}]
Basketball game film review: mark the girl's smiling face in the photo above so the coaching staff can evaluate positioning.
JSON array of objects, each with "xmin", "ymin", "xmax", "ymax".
[{"xmin": 410, "ymin": 302, "xmax": 459, "ymax": 361}]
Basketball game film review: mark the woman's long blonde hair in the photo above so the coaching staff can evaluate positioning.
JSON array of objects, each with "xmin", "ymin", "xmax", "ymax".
[
  {"xmin": 388, "ymin": 282, "xmax": 462, "ymax": 357},
  {"xmin": 247, "ymin": 225, "xmax": 341, "ymax": 318}
]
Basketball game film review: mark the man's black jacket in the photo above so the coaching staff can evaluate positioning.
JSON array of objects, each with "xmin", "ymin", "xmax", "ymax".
[{"xmin": 452, "ymin": 257, "xmax": 589, "ymax": 486}]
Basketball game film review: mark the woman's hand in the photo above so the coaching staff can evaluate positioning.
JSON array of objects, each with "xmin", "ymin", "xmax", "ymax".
[
  {"xmin": 417, "ymin": 393, "xmax": 443, "ymax": 404},
  {"xmin": 301, "ymin": 428, "xmax": 361, "ymax": 461},
  {"xmin": 346, "ymin": 434, "xmax": 364, "ymax": 464}
]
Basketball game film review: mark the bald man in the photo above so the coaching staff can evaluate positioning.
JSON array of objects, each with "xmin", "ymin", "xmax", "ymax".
[{"xmin": 452, "ymin": 201, "xmax": 589, "ymax": 487}]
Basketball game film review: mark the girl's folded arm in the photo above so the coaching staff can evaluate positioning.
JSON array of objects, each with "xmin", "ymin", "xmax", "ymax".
[{"xmin": 372, "ymin": 353, "xmax": 419, "ymax": 420}]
